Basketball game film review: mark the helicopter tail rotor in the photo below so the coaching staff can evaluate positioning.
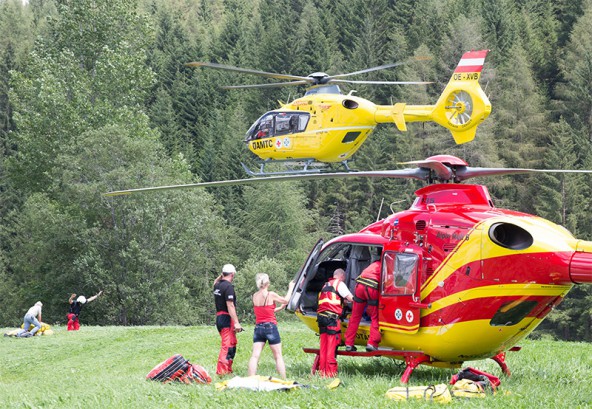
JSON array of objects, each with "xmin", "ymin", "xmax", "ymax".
[
  {"xmin": 378, "ymin": 50, "xmax": 492, "ymax": 144},
  {"xmin": 432, "ymin": 50, "xmax": 492, "ymax": 143}
]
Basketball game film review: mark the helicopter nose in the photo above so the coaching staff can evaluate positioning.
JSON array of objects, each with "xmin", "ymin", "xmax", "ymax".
[{"xmin": 569, "ymin": 241, "xmax": 592, "ymax": 284}]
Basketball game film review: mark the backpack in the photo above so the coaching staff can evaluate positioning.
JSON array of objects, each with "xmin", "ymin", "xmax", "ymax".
[
  {"xmin": 451, "ymin": 379, "xmax": 486, "ymax": 398},
  {"xmin": 450, "ymin": 367, "xmax": 501, "ymax": 392},
  {"xmin": 146, "ymin": 354, "xmax": 211, "ymax": 384}
]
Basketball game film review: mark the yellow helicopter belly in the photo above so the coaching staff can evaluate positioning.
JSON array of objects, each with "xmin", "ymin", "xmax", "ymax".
[
  {"xmin": 295, "ymin": 282, "xmax": 569, "ymax": 363},
  {"xmin": 248, "ymin": 126, "xmax": 375, "ymax": 162}
]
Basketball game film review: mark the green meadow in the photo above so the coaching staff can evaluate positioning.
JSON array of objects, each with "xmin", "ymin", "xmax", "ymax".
[{"xmin": 1, "ymin": 324, "xmax": 590, "ymax": 408}]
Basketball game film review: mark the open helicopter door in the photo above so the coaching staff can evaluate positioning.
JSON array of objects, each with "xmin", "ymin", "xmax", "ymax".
[
  {"xmin": 379, "ymin": 248, "xmax": 422, "ymax": 334},
  {"xmin": 287, "ymin": 239, "xmax": 324, "ymax": 312}
]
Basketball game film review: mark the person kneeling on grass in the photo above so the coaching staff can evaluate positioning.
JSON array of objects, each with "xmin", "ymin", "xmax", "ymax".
[
  {"xmin": 67, "ymin": 291, "xmax": 102, "ymax": 331},
  {"xmin": 17, "ymin": 301, "xmax": 43, "ymax": 337},
  {"xmin": 247, "ymin": 273, "xmax": 295, "ymax": 379}
]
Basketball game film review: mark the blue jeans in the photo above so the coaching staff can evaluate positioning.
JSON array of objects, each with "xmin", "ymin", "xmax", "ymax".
[
  {"xmin": 253, "ymin": 322, "xmax": 281, "ymax": 345},
  {"xmin": 23, "ymin": 314, "xmax": 41, "ymax": 335}
]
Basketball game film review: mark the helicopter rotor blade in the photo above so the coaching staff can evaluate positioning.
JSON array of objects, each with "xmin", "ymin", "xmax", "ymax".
[
  {"xmin": 329, "ymin": 79, "xmax": 433, "ymax": 86},
  {"xmin": 455, "ymin": 167, "xmax": 592, "ymax": 182},
  {"xmin": 186, "ymin": 62, "xmax": 309, "ymax": 82},
  {"xmin": 329, "ymin": 56, "xmax": 431, "ymax": 79},
  {"xmin": 222, "ymin": 80, "xmax": 310, "ymax": 89},
  {"xmin": 104, "ymin": 168, "xmax": 430, "ymax": 197}
]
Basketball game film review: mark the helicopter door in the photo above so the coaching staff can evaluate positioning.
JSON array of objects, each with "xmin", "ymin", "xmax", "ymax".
[
  {"xmin": 287, "ymin": 238, "xmax": 324, "ymax": 312},
  {"xmin": 379, "ymin": 250, "xmax": 421, "ymax": 334}
]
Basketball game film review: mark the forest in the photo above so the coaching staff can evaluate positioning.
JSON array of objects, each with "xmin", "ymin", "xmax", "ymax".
[{"xmin": 0, "ymin": 0, "xmax": 590, "ymax": 341}]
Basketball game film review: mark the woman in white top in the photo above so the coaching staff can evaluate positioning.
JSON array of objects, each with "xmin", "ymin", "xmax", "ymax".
[{"xmin": 19, "ymin": 301, "xmax": 43, "ymax": 336}]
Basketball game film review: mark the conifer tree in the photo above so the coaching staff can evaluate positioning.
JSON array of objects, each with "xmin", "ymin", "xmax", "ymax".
[{"xmin": 555, "ymin": 1, "xmax": 592, "ymax": 140}]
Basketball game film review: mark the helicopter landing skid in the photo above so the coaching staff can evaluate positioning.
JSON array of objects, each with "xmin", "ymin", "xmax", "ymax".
[
  {"xmin": 241, "ymin": 159, "xmax": 353, "ymax": 177},
  {"xmin": 491, "ymin": 347, "xmax": 520, "ymax": 377},
  {"xmin": 303, "ymin": 347, "xmax": 431, "ymax": 384}
]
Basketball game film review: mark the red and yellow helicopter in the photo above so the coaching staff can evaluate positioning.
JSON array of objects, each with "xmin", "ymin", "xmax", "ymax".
[
  {"xmin": 106, "ymin": 155, "xmax": 592, "ymax": 383},
  {"xmin": 187, "ymin": 50, "xmax": 491, "ymax": 175}
]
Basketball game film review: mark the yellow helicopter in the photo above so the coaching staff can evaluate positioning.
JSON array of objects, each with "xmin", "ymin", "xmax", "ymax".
[{"xmin": 187, "ymin": 50, "xmax": 492, "ymax": 175}]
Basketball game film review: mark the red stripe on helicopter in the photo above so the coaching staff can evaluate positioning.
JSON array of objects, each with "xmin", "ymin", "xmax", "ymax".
[
  {"xmin": 454, "ymin": 50, "xmax": 488, "ymax": 73},
  {"xmin": 422, "ymin": 251, "xmax": 573, "ymax": 298},
  {"xmin": 420, "ymin": 294, "xmax": 563, "ymax": 326}
]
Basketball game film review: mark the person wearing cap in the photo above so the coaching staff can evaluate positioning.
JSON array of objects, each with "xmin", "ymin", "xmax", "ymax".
[
  {"xmin": 213, "ymin": 263, "xmax": 242, "ymax": 375},
  {"xmin": 67, "ymin": 291, "xmax": 103, "ymax": 331},
  {"xmin": 17, "ymin": 301, "xmax": 43, "ymax": 337}
]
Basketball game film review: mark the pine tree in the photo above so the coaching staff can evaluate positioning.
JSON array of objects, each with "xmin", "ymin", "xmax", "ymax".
[
  {"xmin": 481, "ymin": 0, "xmax": 520, "ymax": 65},
  {"xmin": 533, "ymin": 119, "xmax": 585, "ymax": 233},
  {"xmin": 517, "ymin": 0, "xmax": 560, "ymax": 93},
  {"xmin": 555, "ymin": 2, "xmax": 592, "ymax": 140}
]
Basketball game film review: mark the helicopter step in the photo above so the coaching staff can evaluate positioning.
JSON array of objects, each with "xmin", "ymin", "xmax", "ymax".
[
  {"xmin": 303, "ymin": 347, "xmax": 432, "ymax": 384},
  {"xmin": 241, "ymin": 159, "xmax": 354, "ymax": 177}
]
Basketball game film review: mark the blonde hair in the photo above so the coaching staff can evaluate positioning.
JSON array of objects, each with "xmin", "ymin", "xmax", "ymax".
[{"xmin": 255, "ymin": 273, "xmax": 270, "ymax": 290}]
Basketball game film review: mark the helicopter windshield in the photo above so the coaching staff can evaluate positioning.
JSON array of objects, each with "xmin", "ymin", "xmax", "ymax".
[
  {"xmin": 246, "ymin": 111, "xmax": 310, "ymax": 141},
  {"xmin": 304, "ymin": 84, "xmax": 342, "ymax": 96}
]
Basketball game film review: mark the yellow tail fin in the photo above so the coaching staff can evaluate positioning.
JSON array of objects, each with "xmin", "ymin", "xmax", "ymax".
[{"xmin": 383, "ymin": 50, "xmax": 492, "ymax": 144}]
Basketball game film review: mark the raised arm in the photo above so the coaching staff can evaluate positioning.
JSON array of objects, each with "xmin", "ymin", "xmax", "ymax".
[
  {"xmin": 273, "ymin": 281, "xmax": 295, "ymax": 312},
  {"xmin": 87, "ymin": 290, "xmax": 103, "ymax": 303},
  {"xmin": 69, "ymin": 293, "xmax": 76, "ymax": 304},
  {"xmin": 213, "ymin": 274, "xmax": 224, "ymax": 285}
]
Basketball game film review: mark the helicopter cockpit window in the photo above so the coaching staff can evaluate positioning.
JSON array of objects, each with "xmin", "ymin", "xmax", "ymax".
[
  {"xmin": 304, "ymin": 84, "xmax": 342, "ymax": 96},
  {"xmin": 382, "ymin": 252, "xmax": 418, "ymax": 296},
  {"xmin": 246, "ymin": 112, "xmax": 310, "ymax": 141}
]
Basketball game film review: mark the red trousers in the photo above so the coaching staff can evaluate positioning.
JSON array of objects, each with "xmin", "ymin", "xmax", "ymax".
[
  {"xmin": 67, "ymin": 313, "xmax": 80, "ymax": 331},
  {"xmin": 318, "ymin": 318, "xmax": 341, "ymax": 378},
  {"xmin": 216, "ymin": 320, "xmax": 237, "ymax": 375},
  {"xmin": 344, "ymin": 284, "xmax": 380, "ymax": 348}
]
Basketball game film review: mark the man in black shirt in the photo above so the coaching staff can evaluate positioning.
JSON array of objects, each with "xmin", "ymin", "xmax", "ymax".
[
  {"xmin": 213, "ymin": 264, "xmax": 242, "ymax": 375},
  {"xmin": 67, "ymin": 291, "xmax": 102, "ymax": 331}
]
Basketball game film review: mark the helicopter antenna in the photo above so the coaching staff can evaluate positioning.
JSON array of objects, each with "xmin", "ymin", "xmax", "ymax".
[
  {"xmin": 389, "ymin": 200, "xmax": 407, "ymax": 214},
  {"xmin": 376, "ymin": 198, "xmax": 385, "ymax": 222}
]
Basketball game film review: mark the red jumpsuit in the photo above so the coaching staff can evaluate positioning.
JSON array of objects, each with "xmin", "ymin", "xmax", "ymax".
[
  {"xmin": 214, "ymin": 280, "xmax": 238, "ymax": 375},
  {"xmin": 317, "ymin": 277, "xmax": 347, "ymax": 378},
  {"xmin": 344, "ymin": 261, "xmax": 381, "ymax": 349},
  {"xmin": 67, "ymin": 301, "xmax": 83, "ymax": 331}
]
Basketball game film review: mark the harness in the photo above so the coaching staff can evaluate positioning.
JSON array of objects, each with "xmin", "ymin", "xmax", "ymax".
[
  {"xmin": 354, "ymin": 276, "xmax": 379, "ymax": 306},
  {"xmin": 317, "ymin": 311, "xmax": 341, "ymax": 335},
  {"xmin": 317, "ymin": 278, "xmax": 344, "ymax": 316}
]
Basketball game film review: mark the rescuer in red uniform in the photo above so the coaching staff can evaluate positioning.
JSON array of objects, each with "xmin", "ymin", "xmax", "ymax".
[
  {"xmin": 316, "ymin": 268, "xmax": 353, "ymax": 377},
  {"xmin": 213, "ymin": 263, "xmax": 243, "ymax": 375},
  {"xmin": 344, "ymin": 258, "xmax": 382, "ymax": 352}
]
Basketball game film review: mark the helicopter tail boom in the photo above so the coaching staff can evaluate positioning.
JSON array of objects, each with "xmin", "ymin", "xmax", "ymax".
[{"xmin": 376, "ymin": 50, "xmax": 491, "ymax": 144}]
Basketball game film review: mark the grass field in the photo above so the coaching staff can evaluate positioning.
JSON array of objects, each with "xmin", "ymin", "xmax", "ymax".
[{"xmin": 1, "ymin": 323, "xmax": 591, "ymax": 408}]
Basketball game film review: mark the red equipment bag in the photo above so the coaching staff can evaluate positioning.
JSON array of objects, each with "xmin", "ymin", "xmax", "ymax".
[
  {"xmin": 146, "ymin": 354, "xmax": 211, "ymax": 385},
  {"xmin": 450, "ymin": 367, "xmax": 500, "ymax": 391},
  {"xmin": 178, "ymin": 364, "xmax": 212, "ymax": 384},
  {"xmin": 146, "ymin": 354, "xmax": 190, "ymax": 383}
]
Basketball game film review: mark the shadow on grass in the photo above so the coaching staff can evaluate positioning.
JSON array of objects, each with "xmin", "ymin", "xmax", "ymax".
[{"xmin": 289, "ymin": 356, "xmax": 455, "ymax": 383}]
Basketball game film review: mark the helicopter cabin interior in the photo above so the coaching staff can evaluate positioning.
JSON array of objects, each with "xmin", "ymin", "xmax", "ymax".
[
  {"xmin": 245, "ymin": 111, "xmax": 310, "ymax": 141},
  {"xmin": 298, "ymin": 243, "xmax": 383, "ymax": 317}
]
